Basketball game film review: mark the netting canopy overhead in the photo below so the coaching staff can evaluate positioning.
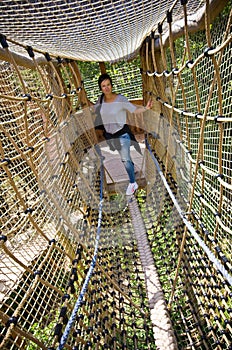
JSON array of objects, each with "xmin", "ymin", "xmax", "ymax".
[{"xmin": 0, "ymin": 0, "xmax": 206, "ymax": 62}]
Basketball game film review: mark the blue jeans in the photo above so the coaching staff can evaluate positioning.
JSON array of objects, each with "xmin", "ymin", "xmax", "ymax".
[{"xmin": 118, "ymin": 133, "xmax": 135, "ymax": 183}]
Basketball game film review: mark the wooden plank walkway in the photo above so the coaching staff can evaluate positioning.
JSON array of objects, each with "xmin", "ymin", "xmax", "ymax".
[{"xmin": 98, "ymin": 135, "xmax": 147, "ymax": 193}]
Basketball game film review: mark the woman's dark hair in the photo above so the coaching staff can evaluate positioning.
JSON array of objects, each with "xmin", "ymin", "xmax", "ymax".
[{"xmin": 98, "ymin": 73, "xmax": 113, "ymax": 90}]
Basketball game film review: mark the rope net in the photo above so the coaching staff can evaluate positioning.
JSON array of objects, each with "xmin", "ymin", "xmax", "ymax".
[
  {"xmin": 0, "ymin": 0, "xmax": 232, "ymax": 349},
  {"xmin": 0, "ymin": 0, "xmax": 206, "ymax": 63}
]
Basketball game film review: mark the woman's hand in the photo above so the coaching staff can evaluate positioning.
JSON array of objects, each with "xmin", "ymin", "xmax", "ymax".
[
  {"xmin": 145, "ymin": 98, "xmax": 153, "ymax": 110},
  {"xmin": 134, "ymin": 98, "xmax": 153, "ymax": 114}
]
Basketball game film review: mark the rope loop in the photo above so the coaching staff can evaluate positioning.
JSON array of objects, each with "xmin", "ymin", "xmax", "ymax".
[
  {"xmin": 22, "ymin": 93, "xmax": 32, "ymax": 101},
  {"xmin": 215, "ymin": 173, "xmax": 224, "ymax": 179},
  {"xmin": 54, "ymin": 323, "xmax": 63, "ymax": 337},
  {"xmin": 56, "ymin": 56, "xmax": 62, "ymax": 64},
  {"xmin": 24, "ymin": 207, "xmax": 34, "ymax": 214},
  {"xmin": 6, "ymin": 316, "xmax": 18, "ymax": 328},
  {"xmin": 1, "ymin": 158, "xmax": 11, "ymax": 165},
  {"xmin": 26, "ymin": 45, "xmax": 35, "ymax": 58},
  {"xmin": 163, "ymin": 70, "xmax": 170, "ymax": 76},
  {"xmin": 167, "ymin": 10, "xmax": 172, "ymax": 23},
  {"xmin": 158, "ymin": 22, "xmax": 163, "ymax": 34},
  {"xmin": 71, "ymin": 268, "xmax": 78, "ymax": 281},
  {"xmin": 214, "ymin": 115, "xmax": 224, "ymax": 123},
  {"xmin": 62, "ymin": 294, "xmax": 70, "ymax": 302},
  {"xmin": 198, "ymin": 160, "xmax": 204, "ymax": 166},
  {"xmin": 204, "ymin": 46, "xmax": 215, "ymax": 57},
  {"xmin": 34, "ymin": 270, "xmax": 41, "ymax": 276},
  {"xmin": 195, "ymin": 112, "xmax": 202, "ymax": 119},
  {"xmin": 0, "ymin": 34, "xmax": 8, "ymax": 48},
  {"xmin": 72, "ymin": 258, "xmax": 79, "ymax": 265},
  {"xmin": 26, "ymin": 146, "xmax": 35, "ymax": 153},
  {"xmin": 0, "ymin": 235, "xmax": 7, "ymax": 242},
  {"xmin": 186, "ymin": 59, "xmax": 194, "ymax": 68},
  {"xmin": 44, "ymin": 52, "xmax": 52, "ymax": 61},
  {"xmin": 67, "ymin": 280, "xmax": 75, "ymax": 293},
  {"xmin": 75, "ymin": 247, "xmax": 82, "ymax": 254},
  {"xmin": 172, "ymin": 68, "xmax": 179, "ymax": 75},
  {"xmin": 221, "ymin": 256, "xmax": 229, "ymax": 265}
]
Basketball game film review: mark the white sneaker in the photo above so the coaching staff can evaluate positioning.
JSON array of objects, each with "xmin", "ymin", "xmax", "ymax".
[{"xmin": 126, "ymin": 182, "xmax": 138, "ymax": 195}]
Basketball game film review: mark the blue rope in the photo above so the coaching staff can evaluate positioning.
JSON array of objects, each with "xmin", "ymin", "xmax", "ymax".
[
  {"xmin": 57, "ymin": 158, "xmax": 104, "ymax": 350},
  {"xmin": 145, "ymin": 138, "xmax": 232, "ymax": 286}
]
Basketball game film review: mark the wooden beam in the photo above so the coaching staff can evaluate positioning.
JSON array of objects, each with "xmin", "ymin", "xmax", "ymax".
[{"xmin": 0, "ymin": 48, "xmax": 50, "ymax": 69}]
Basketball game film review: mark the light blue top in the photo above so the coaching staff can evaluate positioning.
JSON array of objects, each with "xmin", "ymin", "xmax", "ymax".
[{"xmin": 96, "ymin": 94, "xmax": 137, "ymax": 134}]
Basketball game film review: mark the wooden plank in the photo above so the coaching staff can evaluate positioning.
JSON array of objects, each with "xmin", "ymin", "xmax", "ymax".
[{"xmin": 99, "ymin": 137, "xmax": 147, "ymax": 193}]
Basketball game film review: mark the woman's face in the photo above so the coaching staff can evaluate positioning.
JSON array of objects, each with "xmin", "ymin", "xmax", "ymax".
[{"xmin": 100, "ymin": 79, "xmax": 112, "ymax": 94}]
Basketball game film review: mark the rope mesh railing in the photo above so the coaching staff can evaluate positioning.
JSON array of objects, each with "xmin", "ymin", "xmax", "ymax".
[
  {"xmin": 1, "ymin": 0, "xmax": 232, "ymax": 349},
  {"xmin": 142, "ymin": 141, "xmax": 232, "ymax": 349},
  {"xmin": 139, "ymin": 0, "xmax": 232, "ymax": 347}
]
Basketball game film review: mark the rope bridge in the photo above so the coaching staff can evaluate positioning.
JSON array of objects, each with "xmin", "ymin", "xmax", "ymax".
[{"xmin": 0, "ymin": 0, "xmax": 232, "ymax": 349}]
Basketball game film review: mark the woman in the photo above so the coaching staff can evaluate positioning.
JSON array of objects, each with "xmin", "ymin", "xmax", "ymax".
[{"xmin": 93, "ymin": 73, "xmax": 152, "ymax": 196}]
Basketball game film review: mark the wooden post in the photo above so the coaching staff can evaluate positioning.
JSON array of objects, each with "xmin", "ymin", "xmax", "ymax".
[{"xmin": 99, "ymin": 62, "xmax": 106, "ymax": 74}]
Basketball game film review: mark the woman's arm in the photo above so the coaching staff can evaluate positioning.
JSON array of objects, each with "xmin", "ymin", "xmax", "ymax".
[{"xmin": 133, "ymin": 98, "xmax": 153, "ymax": 114}]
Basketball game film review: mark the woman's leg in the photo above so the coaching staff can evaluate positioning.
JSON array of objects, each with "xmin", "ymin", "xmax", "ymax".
[{"xmin": 118, "ymin": 133, "xmax": 135, "ymax": 183}]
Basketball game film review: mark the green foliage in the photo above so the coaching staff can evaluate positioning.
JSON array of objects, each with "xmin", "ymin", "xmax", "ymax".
[
  {"xmin": 77, "ymin": 60, "xmax": 100, "ymax": 80},
  {"xmin": 26, "ymin": 310, "xmax": 59, "ymax": 349},
  {"xmin": 77, "ymin": 57, "xmax": 142, "ymax": 102}
]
